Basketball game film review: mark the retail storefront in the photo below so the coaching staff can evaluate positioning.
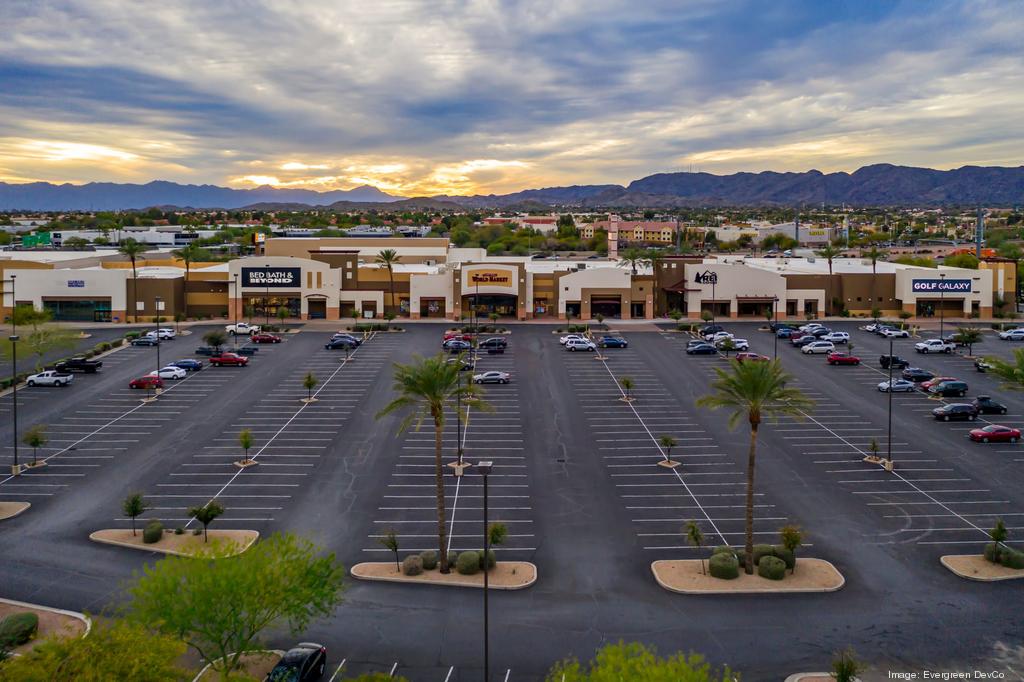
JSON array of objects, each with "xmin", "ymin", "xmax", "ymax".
[
  {"xmin": 453, "ymin": 264, "xmax": 529, "ymax": 320},
  {"xmin": 896, "ymin": 270, "xmax": 992, "ymax": 318},
  {"xmin": 228, "ymin": 258, "xmax": 341, "ymax": 320}
]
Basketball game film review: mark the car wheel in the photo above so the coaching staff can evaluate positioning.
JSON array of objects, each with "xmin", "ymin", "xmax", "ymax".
[
  {"xmin": 970, "ymin": 415, "xmax": 977, "ymax": 421},
  {"xmin": 855, "ymin": 360, "xmax": 861, "ymax": 365},
  {"xmin": 1002, "ymin": 408, "xmax": 1008, "ymax": 414},
  {"xmin": 569, "ymin": 347, "xmax": 576, "ymax": 352},
  {"xmin": 501, "ymin": 379, "xmax": 508, "ymax": 384},
  {"xmin": 588, "ymin": 347, "xmax": 594, "ymax": 352},
  {"xmin": 944, "ymin": 415, "xmax": 950, "ymax": 421},
  {"xmin": 27, "ymin": 380, "xmax": 35, "ymax": 386},
  {"xmin": 1012, "ymin": 437, "xmax": 1018, "ymax": 443},
  {"xmin": 983, "ymin": 437, "xmax": 989, "ymax": 443}
]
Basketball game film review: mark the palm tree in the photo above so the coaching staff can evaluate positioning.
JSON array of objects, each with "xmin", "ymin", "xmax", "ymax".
[
  {"xmin": 696, "ymin": 360, "xmax": 814, "ymax": 573},
  {"xmin": 171, "ymin": 243, "xmax": 208, "ymax": 320},
  {"xmin": 619, "ymin": 376, "xmax": 635, "ymax": 401},
  {"xmin": 617, "ymin": 247, "xmax": 652, "ymax": 276},
  {"xmin": 379, "ymin": 528, "xmax": 400, "ymax": 571},
  {"xmin": 376, "ymin": 354, "xmax": 490, "ymax": 573},
  {"xmin": 864, "ymin": 246, "xmax": 886, "ymax": 312},
  {"xmin": 817, "ymin": 244, "xmax": 840, "ymax": 276},
  {"xmin": 658, "ymin": 434, "xmax": 678, "ymax": 466},
  {"xmin": 118, "ymin": 238, "xmax": 149, "ymax": 323},
  {"xmin": 685, "ymin": 521, "xmax": 705, "ymax": 575},
  {"xmin": 376, "ymin": 248, "xmax": 401, "ymax": 316}
]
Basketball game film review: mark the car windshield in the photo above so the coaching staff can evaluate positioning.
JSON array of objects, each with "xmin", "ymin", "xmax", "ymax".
[{"xmin": 266, "ymin": 665, "xmax": 301, "ymax": 682}]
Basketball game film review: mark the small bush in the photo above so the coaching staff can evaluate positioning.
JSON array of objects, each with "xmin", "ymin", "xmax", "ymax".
[
  {"xmin": 711, "ymin": 545, "xmax": 737, "ymax": 557},
  {"xmin": 708, "ymin": 552, "xmax": 739, "ymax": 580},
  {"xmin": 751, "ymin": 544, "xmax": 775, "ymax": 565},
  {"xmin": 174, "ymin": 527, "xmax": 184, "ymax": 535},
  {"xmin": 758, "ymin": 555, "xmax": 786, "ymax": 580},
  {"xmin": 192, "ymin": 528, "xmax": 202, "ymax": 536},
  {"xmin": 419, "ymin": 550, "xmax": 438, "ymax": 570},
  {"xmin": 402, "ymin": 555, "xmax": 424, "ymax": 576},
  {"xmin": 1000, "ymin": 548, "xmax": 1024, "ymax": 570},
  {"xmin": 456, "ymin": 551, "xmax": 480, "ymax": 575},
  {"xmin": 0, "ymin": 612, "xmax": 39, "ymax": 646},
  {"xmin": 772, "ymin": 545, "xmax": 796, "ymax": 570},
  {"xmin": 984, "ymin": 542, "xmax": 999, "ymax": 563},
  {"xmin": 479, "ymin": 549, "xmax": 496, "ymax": 570},
  {"xmin": 125, "ymin": 331, "xmax": 141, "ymax": 340},
  {"xmin": 447, "ymin": 550, "xmax": 459, "ymax": 568},
  {"xmin": 142, "ymin": 520, "xmax": 163, "ymax": 544}
]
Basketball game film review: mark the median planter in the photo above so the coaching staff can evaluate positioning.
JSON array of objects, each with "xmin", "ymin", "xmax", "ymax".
[
  {"xmin": 0, "ymin": 597, "xmax": 90, "ymax": 655},
  {"xmin": 89, "ymin": 529, "xmax": 259, "ymax": 557},
  {"xmin": 234, "ymin": 459, "xmax": 258, "ymax": 468},
  {"xmin": 940, "ymin": 554, "xmax": 1024, "ymax": 581},
  {"xmin": 0, "ymin": 501, "xmax": 31, "ymax": 520},
  {"xmin": 651, "ymin": 558, "xmax": 845, "ymax": 594},
  {"xmin": 300, "ymin": 397, "xmax": 319, "ymax": 404},
  {"xmin": 351, "ymin": 561, "xmax": 537, "ymax": 590}
]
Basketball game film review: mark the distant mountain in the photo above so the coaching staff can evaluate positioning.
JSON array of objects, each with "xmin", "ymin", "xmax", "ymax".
[
  {"xmin": 0, "ymin": 180, "xmax": 401, "ymax": 210},
  {"xmin": 3, "ymin": 165, "xmax": 1023, "ymax": 211}
]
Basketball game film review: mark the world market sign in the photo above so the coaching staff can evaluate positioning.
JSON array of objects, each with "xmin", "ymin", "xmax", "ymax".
[
  {"xmin": 911, "ymin": 279, "xmax": 972, "ymax": 293},
  {"xmin": 469, "ymin": 271, "xmax": 512, "ymax": 286},
  {"xmin": 242, "ymin": 267, "xmax": 301, "ymax": 287}
]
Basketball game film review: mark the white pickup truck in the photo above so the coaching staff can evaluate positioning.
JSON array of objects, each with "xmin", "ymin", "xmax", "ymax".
[
  {"xmin": 225, "ymin": 322, "xmax": 261, "ymax": 336},
  {"xmin": 914, "ymin": 339, "xmax": 955, "ymax": 354},
  {"xmin": 26, "ymin": 370, "xmax": 74, "ymax": 387}
]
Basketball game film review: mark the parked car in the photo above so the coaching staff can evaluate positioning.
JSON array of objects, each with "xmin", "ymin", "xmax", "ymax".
[
  {"xmin": 776, "ymin": 328, "xmax": 797, "ymax": 339},
  {"xmin": 901, "ymin": 367, "xmax": 935, "ymax": 382},
  {"xmin": 807, "ymin": 327, "xmax": 833, "ymax": 338},
  {"xmin": 975, "ymin": 358, "xmax": 994, "ymax": 372},
  {"xmin": 145, "ymin": 329, "xmax": 175, "ymax": 340},
  {"xmin": 473, "ymin": 371, "xmax": 511, "ymax": 384},
  {"xmin": 565, "ymin": 338, "xmax": 597, "ymax": 352},
  {"xmin": 225, "ymin": 322, "xmax": 261, "ymax": 335},
  {"xmin": 822, "ymin": 332, "xmax": 849, "ymax": 344},
  {"xmin": 251, "ymin": 333, "xmax": 283, "ymax": 344},
  {"xmin": 235, "ymin": 345, "xmax": 259, "ymax": 356},
  {"xmin": 209, "ymin": 352, "xmax": 249, "ymax": 367},
  {"xmin": 445, "ymin": 339, "xmax": 473, "ymax": 353},
  {"xmin": 170, "ymin": 359, "xmax": 203, "ymax": 372},
  {"xmin": 54, "ymin": 357, "xmax": 102, "ymax": 373},
  {"xmin": 444, "ymin": 331, "xmax": 472, "ymax": 342},
  {"xmin": 878, "ymin": 378, "xmax": 916, "ymax": 392},
  {"xmin": 131, "ymin": 336, "xmax": 160, "ymax": 347},
  {"xmin": 998, "ymin": 328, "xmax": 1024, "ymax": 341},
  {"xmin": 194, "ymin": 346, "xmax": 218, "ymax": 356},
  {"xmin": 880, "ymin": 355, "xmax": 910, "ymax": 369},
  {"xmin": 915, "ymin": 339, "xmax": 955, "ymax": 354},
  {"xmin": 332, "ymin": 333, "xmax": 363, "ymax": 346},
  {"xmin": 706, "ymin": 331, "xmax": 734, "ymax": 343},
  {"xmin": 479, "ymin": 337, "xmax": 508, "ymax": 349},
  {"xmin": 26, "ymin": 370, "xmax": 73, "ymax": 387},
  {"xmin": 686, "ymin": 343, "xmax": 718, "ymax": 355},
  {"xmin": 968, "ymin": 424, "xmax": 1021, "ymax": 443},
  {"xmin": 325, "ymin": 338, "xmax": 358, "ymax": 350},
  {"xmin": 446, "ymin": 357, "xmax": 475, "ymax": 371},
  {"xmin": 827, "ymin": 352, "xmax": 860, "ymax": 365},
  {"xmin": 598, "ymin": 336, "xmax": 628, "ymax": 348},
  {"xmin": 129, "ymin": 375, "xmax": 163, "ymax": 389},
  {"xmin": 932, "ymin": 403, "xmax": 978, "ymax": 421},
  {"xmin": 149, "ymin": 366, "xmax": 187, "ymax": 380},
  {"xmin": 791, "ymin": 335, "xmax": 818, "ymax": 348},
  {"xmin": 735, "ymin": 352, "xmax": 769, "ymax": 363},
  {"xmin": 881, "ymin": 328, "xmax": 911, "ymax": 339},
  {"xmin": 973, "ymin": 395, "xmax": 1008, "ymax": 415},
  {"xmin": 265, "ymin": 643, "xmax": 327, "ymax": 682},
  {"xmin": 801, "ymin": 341, "xmax": 836, "ymax": 355},
  {"xmin": 700, "ymin": 324, "xmax": 724, "ymax": 336},
  {"xmin": 156, "ymin": 327, "xmax": 177, "ymax": 338},
  {"xmin": 559, "ymin": 334, "xmax": 586, "ymax": 345},
  {"xmin": 717, "ymin": 338, "xmax": 749, "ymax": 351},
  {"xmin": 798, "ymin": 323, "xmax": 824, "ymax": 332},
  {"xmin": 921, "ymin": 376, "xmax": 958, "ymax": 391},
  {"xmin": 928, "ymin": 380, "xmax": 969, "ymax": 398}
]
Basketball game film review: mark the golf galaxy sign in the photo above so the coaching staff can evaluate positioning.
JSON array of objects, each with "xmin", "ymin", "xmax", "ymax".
[
  {"xmin": 911, "ymin": 279, "xmax": 972, "ymax": 294},
  {"xmin": 242, "ymin": 267, "xmax": 300, "ymax": 287}
]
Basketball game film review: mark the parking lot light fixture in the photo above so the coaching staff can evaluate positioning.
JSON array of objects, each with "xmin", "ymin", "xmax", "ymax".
[
  {"xmin": 477, "ymin": 460, "xmax": 494, "ymax": 682},
  {"xmin": 232, "ymin": 274, "xmax": 239, "ymax": 350},
  {"xmin": 9, "ymin": 335, "xmax": 20, "ymax": 476},
  {"xmin": 885, "ymin": 336, "xmax": 894, "ymax": 471},
  {"xmin": 939, "ymin": 272, "xmax": 946, "ymax": 342},
  {"xmin": 154, "ymin": 296, "xmax": 162, "ymax": 377},
  {"xmin": 773, "ymin": 296, "xmax": 779, "ymax": 359}
]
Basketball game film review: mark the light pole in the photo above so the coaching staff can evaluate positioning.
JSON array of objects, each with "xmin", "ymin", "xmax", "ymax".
[
  {"xmin": 773, "ymin": 296, "xmax": 779, "ymax": 359},
  {"xmin": 886, "ymin": 336, "xmax": 894, "ymax": 470},
  {"xmin": 9, "ymin": 334, "xmax": 19, "ymax": 476},
  {"xmin": 154, "ymin": 296, "xmax": 162, "ymax": 373},
  {"xmin": 477, "ymin": 460, "xmax": 494, "ymax": 682},
  {"xmin": 711, "ymin": 278, "xmax": 716, "ymax": 324},
  {"xmin": 939, "ymin": 272, "xmax": 946, "ymax": 340},
  {"xmin": 2, "ymin": 275, "xmax": 15, "ymax": 336},
  {"xmin": 456, "ymin": 363, "xmax": 464, "ymax": 466},
  {"xmin": 232, "ymin": 274, "xmax": 239, "ymax": 350},
  {"xmin": 264, "ymin": 263, "xmax": 271, "ymax": 328}
]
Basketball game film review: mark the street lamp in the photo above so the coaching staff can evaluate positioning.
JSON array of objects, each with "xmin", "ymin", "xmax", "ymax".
[
  {"xmin": 232, "ymin": 274, "xmax": 239, "ymax": 350},
  {"xmin": 886, "ymin": 336, "xmax": 894, "ymax": 471},
  {"xmin": 2, "ymin": 274, "xmax": 15, "ymax": 336},
  {"xmin": 711, "ymin": 277, "xmax": 716, "ymax": 324},
  {"xmin": 154, "ymin": 296, "xmax": 162, "ymax": 374},
  {"xmin": 773, "ymin": 296, "xmax": 779, "ymax": 359},
  {"xmin": 939, "ymin": 272, "xmax": 946, "ymax": 341},
  {"xmin": 265, "ymin": 263, "xmax": 271, "ymax": 328},
  {"xmin": 9, "ymin": 335, "xmax": 19, "ymax": 476},
  {"xmin": 476, "ymin": 460, "xmax": 494, "ymax": 682}
]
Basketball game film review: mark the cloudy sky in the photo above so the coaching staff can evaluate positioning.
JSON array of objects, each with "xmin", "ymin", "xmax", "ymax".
[{"xmin": 1, "ymin": 0, "xmax": 1022, "ymax": 196}]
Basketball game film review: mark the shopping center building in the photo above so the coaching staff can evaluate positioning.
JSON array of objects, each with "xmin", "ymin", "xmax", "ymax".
[{"xmin": 1, "ymin": 238, "xmax": 1015, "ymax": 322}]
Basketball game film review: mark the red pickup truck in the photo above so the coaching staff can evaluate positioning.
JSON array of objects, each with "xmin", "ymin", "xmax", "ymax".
[{"xmin": 209, "ymin": 352, "xmax": 249, "ymax": 367}]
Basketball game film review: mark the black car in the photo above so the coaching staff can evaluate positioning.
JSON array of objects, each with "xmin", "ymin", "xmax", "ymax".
[
  {"xmin": 932, "ymin": 403, "xmax": 979, "ymax": 421},
  {"xmin": 265, "ymin": 643, "xmax": 327, "ymax": 682},
  {"xmin": 170, "ymin": 359, "xmax": 203, "ymax": 372},
  {"xmin": 54, "ymin": 357, "xmax": 103, "ymax": 373},
  {"xmin": 808, "ymin": 327, "xmax": 832, "ymax": 338},
  {"xmin": 686, "ymin": 343, "xmax": 717, "ymax": 355},
  {"xmin": 973, "ymin": 395, "xmax": 1008, "ymax": 415},
  {"xmin": 131, "ymin": 337, "xmax": 160, "ymax": 346},
  {"xmin": 194, "ymin": 346, "xmax": 217, "ymax": 356},
  {"xmin": 901, "ymin": 367, "xmax": 934, "ymax": 382},
  {"xmin": 235, "ymin": 345, "xmax": 259, "ymax": 356},
  {"xmin": 880, "ymin": 355, "xmax": 910, "ymax": 369},
  {"xmin": 331, "ymin": 334, "xmax": 362, "ymax": 347},
  {"xmin": 325, "ymin": 338, "xmax": 357, "ymax": 350},
  {"xmin": 700, "ymin": 324, "xmax": 724, "ymax": 336},
  {"xmin": 478, "ymin": 337, "xmax": 508, "ymax": 349},
  {"xmin": 929, "ymin": 380, "xmax": 968, "ymax": 398},
  {"xmin": 599, "ymin": 336, "xmax": 628, "ymax": 348},
  {"xmin": 444, "ymin": 339, "xmax": 472, "ymax": 353}
]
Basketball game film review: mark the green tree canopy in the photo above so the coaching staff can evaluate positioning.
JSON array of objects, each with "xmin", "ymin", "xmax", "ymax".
[{"xmin": 546, "ymin": 641, "xmax": 735, "ymax": 682}]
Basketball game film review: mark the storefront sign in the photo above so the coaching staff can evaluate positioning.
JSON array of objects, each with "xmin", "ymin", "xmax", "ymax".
[
  {"xmin": 242, "ymin": 267, "xmax": 300, "ymax": 287},
  {"xmin": 469, "ymin": 271, "xmax": 512, "ymax": 286},
  {"xmin": 694, "ymin": 270, "xmax": 719, "ymax": 285},
  {"xmin": 911, "ymin": 279, "xmax": 971, "ymax": 293},
  {"xmin": 67, "ymin": 280, "xmax": 85, "ymax": 288}
]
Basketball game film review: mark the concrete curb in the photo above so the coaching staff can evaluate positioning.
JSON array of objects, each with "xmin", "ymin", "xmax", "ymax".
[
  {"xmin": 191, "ymin": 649, "xmax": 286, "ymax": 682},
  {"xmin": 0, "ymin": 596, "xmax": 92, "ymax": 640},
  {"xmin": 940, "ymin": 554, "xmax": 1024, "ymax": 582},
  {"xmin": 651, "ymin": 558, "xmax": 846, "ymax": 594},
  {"xmin": 351, "ymin": 561, "xmax": 538, "ymax": 590},
  {"xmin": 88, "ymin": 529, "xmax": 259, "ymax": 558},
  {"xmin": 0, "ymin": 502, "xmax": 31, "ymax": 520}
]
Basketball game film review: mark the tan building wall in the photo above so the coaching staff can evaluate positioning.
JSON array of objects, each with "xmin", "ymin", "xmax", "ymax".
[{"xmin": 265, "ymin": 237, "xmax": 450, "ymax": 264}]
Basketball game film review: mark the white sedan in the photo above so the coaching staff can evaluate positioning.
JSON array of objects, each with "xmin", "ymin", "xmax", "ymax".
[
  {"xmin": 706, "ymin": 331, "xmax": 734, "ymax": 343},
  {"xmin": 149, "ymin": 366, "xmax": 187, "ymax": 380},
  {"xmin": 559, "ymin": 333, "xmax": 586, "ymax": 345},
  {"xmin": 878, "ymin": 379, "xmax": 916, "ymax": 392},
  {"xmin": 801, "ymin": 341, "xmax": 836, "ymax": 354}
]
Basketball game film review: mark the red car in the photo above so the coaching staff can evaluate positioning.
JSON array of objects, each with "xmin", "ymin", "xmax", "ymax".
[
  {"xmin": 444, "ymin": 331, "xmax": 472, "ymax": 342},
  {"xmin": 735, "ymin": 352, "xmax": 769, "ymax": 363},
  {"xmin": 251, "ymin": 333, "xmax": 282, "ymax": 344},
  {"xmin": 921, "ymin": 376, "xmax": 957, "ymax": 391},
  {"xmin": 827, "ymin": 352, "xmax": 861, "ymax": 365},
  {"xmin": 129, "ymin": 375, "xmax": 164, "ymax": 389},
  {"xmin": 209, "ymin": 352, "xmax": 249, "ymax": 367},
  {"xmin": 968, "ymin": 425, "xmax": 1021, "ymax": 443}
]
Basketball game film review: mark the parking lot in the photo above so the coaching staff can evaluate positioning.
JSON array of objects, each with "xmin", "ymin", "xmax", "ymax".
[{"xmin": 1, "ymin": 321, "xmax": 1023, "ymax": 680}]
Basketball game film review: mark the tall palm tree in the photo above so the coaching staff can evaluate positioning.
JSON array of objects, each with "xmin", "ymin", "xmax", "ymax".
[
  {"xmin": 864, "ymin": 246, "xmax": 886, "ymax": 311},
  {"xmin": 696, "ymin": 360, "xmax": 814, "ymax": 574},
  {"xmin": 817, "ymin": 244, "xmax": 841, "ymax": 314},
  {"xmin": 118, "ymin": 238, "xmax": 149, "ymax": 323},
  {"xmin": 376, "ymin": 248, "xmax": 401, "ymax": 316},
  {"xmin": 171, "ymin": 242, "xmax": 209, "ymax": 320},
  {"xmin": 616, "ymin": 247, "xmax": 653, "ymax": 276},
  {"xmin": 377, "ymin": 354, "xmax": 490, "ymax": 573}
]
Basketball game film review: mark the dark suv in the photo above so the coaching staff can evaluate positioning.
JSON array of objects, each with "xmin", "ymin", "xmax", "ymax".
[
  {"xmin": 972, "ymin": 395, "xmax": 1008, "ymax": 415},
  {"xmin": 928, "ymin": 380, "xmax": 968, "ymax": 398},
  {"xmin": 265, "ymin": 642, "xmax": 326, "ymax": 681},
  {"xmin": 880, "ymin": 355, "xmax": 910, "ymax": 369},
  {"xmin": 479, "ymin": 337, "xmax": 508, "ymax": 349},
  {"xmin": 932, "ymin": 403, "xmax": 978, "ymax": 421}
]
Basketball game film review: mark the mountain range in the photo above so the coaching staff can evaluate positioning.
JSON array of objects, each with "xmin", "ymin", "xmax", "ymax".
[{"xmin": 2, "ymin": 164, "xmax": 1023, "ymax": 211}]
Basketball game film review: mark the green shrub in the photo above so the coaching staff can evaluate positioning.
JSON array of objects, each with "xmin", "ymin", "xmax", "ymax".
[
  {"xmin": 772, "ymin": 545, "xmax": 796, "ymax": 570},
  {"xmin": 984, "ymin": 542, "xmax": 999, "ymax": 563},
  {"xmin": 708, "ymin": 552, "xmax": 739, "ymax": 580},
  {"xmin": 142, "ymin": 520, "xmax": 163, "ymax": 544},
  {"xmin": 455, "ymin": 551, "xmax": 480, "ymax": 575},
  {"xmin": 447, "ymin": 550, "xmax": 459, "ymax": 568},
  {"xmin": 751, "ymin": 544, "xmax": 775, "ymax": 565},
  {"xmin": 1000, "ymin": 548, "xmax": 1024, "ymax": 570},
  {"xmin": 419, "ymin": 550, "xmax": 438, "ymax": 570},
  {"xmin": 479, "ymin": 549, "xmax": 496, "ymax": 570},
  {"xmin": 711, "ymin": 545, "xmax": 737, "ymax": 557},
  {"xmin": 758, "ymin": 555, "xmax": 786, "ymax": 580},
  {"xmin": 0, "ymin": 612, "xmax": 39, "ymax": 647},
  {"xmin": 174, "ymin": 527, "xmax": 184, "ymax": 535},
  {"xmin": 192, "ymin": 528, "xmax": 202, "ymax": 536},
  {"xmin": 125, "ymin": 331, "xmax": 141, "ymax": 340},
  {"xmin": 402, "ymin": 555, "xmax": 424, "ymax": 576}
]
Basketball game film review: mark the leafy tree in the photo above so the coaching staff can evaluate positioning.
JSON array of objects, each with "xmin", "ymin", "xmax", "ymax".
[
  {"xmin": 303, "ymin": 372, "xmax": 319, "ymax": 401},
  {"xmin": 187, "ymin": 500, "xmax": 225, "ymax": 543},
  {"xmin": 128, "ymin": 532, "xmax": 345, "ymax": 682},
  {"xmin": 376, "ymin": 248, "xmax": 401, "ymax": 315},
  {"xmin": 619, "ymin": 376, "xmax": 635, "ymax": 401},
  {"xmin": 171, "ymin": 243, "xmax": 210, "ymax": 319},
  {"xmin": 376, "ymin": 354, "xmax": 491, "ymax": 573},
  {"xmin": 118, "ymin": 238, "xmax": 149, "ymax": 323},
  {"xmin": 238, "ymin": 428, "xmax": 254, "ymax": 465},
  {"xmin": 2, "ymin": 325, "xmax": 78, "ymax": 371},
  {"xmin": 203, "ymin": 329, "xmax": 227, "ymax": 351},
  {"xmin": 173, "ymin": 312, "xmax": 185, "ymax": 333},
  {"xmin": 685, "ymin": 521, "xmax": 705, "ymax": 575},
  {"xmin": 0, "ymin": 619, "xmax": 188, "ymax": 682},
  {"xmin": 617, "ymin": 247, "xmax": 652, "ymax": 276},
  {"xmin": 379, "ymin": 528, "xmax": 400, "ymax": 571},
  {"xmin": 276, "ymin": 305, "xmax": 288, "ymax": 324},
  {"xmin": 546, "ymin": 641, "xmax": 734, "ymax": 682},
  {"xmin": 21, "ymin": 424, "xmax": 47, "ymax": 467},
  {"xmin": 11, "ymin": 305, "xmax": 53, "ymax": 329},
  {"xmin": 718, "ymin": 337, "xmax": 735, "ymax": 357},
  {"xmin": 62, "ymin": 236, "xmax": 90, "ymax": 249},
  {"xmin": 488, "ymin": 521, "xmax": 508, "ymax": 548},
  {"xmin": 779, "ymin": 525, "xmax": 803, "ymax": 573},
  {"xmin": 943, "ymin": 253, "xmax": 980, "ymax": 269},
  {"xmin": 696, "ymin": 360, "xmax": 814, "ymax": 573},
  {"xmin": 700, "ymin": 310, "xmax": 713, "ymax": 323},
  {"xmin": 658, "ymin": 434, "xmax": 678, "ymax": 464},
  {"xmin": 951, "ymin": 326, "xmax": 983, "ymax": 355},
  {"xmin": 122, "ymin": 492, "xmax": 147, "ymax": 537}
]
